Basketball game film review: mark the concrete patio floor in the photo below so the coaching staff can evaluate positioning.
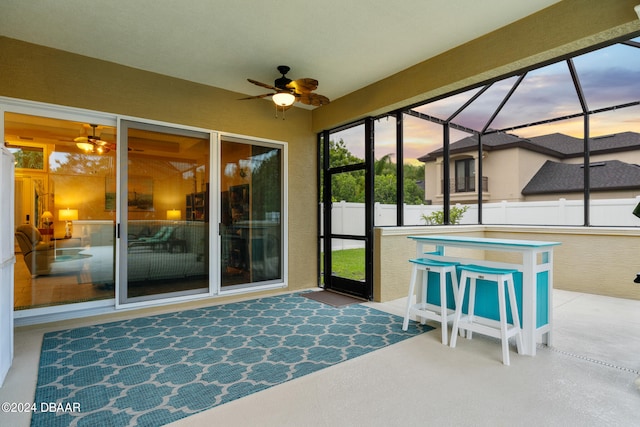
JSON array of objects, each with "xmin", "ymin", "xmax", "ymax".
[{"xmin": 1, "ymin": 289, "xmax": 638, "ymax": 427}]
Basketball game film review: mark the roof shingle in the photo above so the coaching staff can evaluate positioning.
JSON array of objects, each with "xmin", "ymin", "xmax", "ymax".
[
  {"xmin": 521, "ymin": 160, "xmax": 640, "ymax": 195},
  {"xmin": 419, "ymin": 131, "xmax": 640, "ymax": 162}
]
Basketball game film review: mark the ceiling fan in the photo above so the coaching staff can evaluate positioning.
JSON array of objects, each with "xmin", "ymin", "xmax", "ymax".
[
  {"xmin": 240, "ymin": 65, "xmax": 330, "ymax": 110},
  {"xmin": 74, "ymin": 124, "xmax": 113, "ymax": 154},
  {"xmin": 74, "ymin": 124, "xmax": 141, "ymax": 154}
]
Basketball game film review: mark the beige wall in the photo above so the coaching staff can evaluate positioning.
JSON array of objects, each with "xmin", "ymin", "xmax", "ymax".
[
  {"xmin": 476, "ymin": 148, "xmax": 551, "ymax": 203},
  {"xmin": 484, "ymin": 227, "xmax": 640, "ymax": 299},
  {"xmin": 0, "ymin": 36, "xmax": 318, "ymax": 293},
  {"xmin": 375, "ymin": 225, "xmax": 640, "ymax": 302}
]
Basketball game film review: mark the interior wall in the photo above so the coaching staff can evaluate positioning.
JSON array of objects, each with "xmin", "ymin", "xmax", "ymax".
[
  {"xmin": 0, "ymin": 36, "xmax": 318, "ymax": 292},
  {"xmin": 313, "ymin": 0, "xmax": 640, "ymax": 131}
]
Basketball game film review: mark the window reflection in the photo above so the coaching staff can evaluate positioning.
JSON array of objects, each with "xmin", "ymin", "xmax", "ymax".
[
  {"xmin": 123, "ymin": 125, "xmax": 210, "ymax": 302},
  {"xmin": 220, "ymin": 140, "xmax": 282, "ymax": 288},
  {"xmin": 6, "ymin": 113, "xmax": 116, "ymax": 309}
]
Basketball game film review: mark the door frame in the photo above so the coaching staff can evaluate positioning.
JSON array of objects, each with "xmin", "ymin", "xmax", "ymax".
[
  {"xmin": 116, "ymin": 117, "xmax": 217, "ymax": 308},
  {"xmin": 216, "ymin": 133, "xmax": 289, "ymax": 296},
  {"xmin": 321, "ymin": 118, "xmax": 374, "ymax": 300}
]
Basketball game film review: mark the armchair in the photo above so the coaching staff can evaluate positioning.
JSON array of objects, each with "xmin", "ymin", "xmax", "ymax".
[{"xmin": 15, "ymin": 224, "xmax": 54, "ymax": 277}]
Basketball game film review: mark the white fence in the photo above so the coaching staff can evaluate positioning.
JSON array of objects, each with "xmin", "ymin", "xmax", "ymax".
[{"xmin": 324, "ymin": 197, "xmax": 640, "ymax": 250}]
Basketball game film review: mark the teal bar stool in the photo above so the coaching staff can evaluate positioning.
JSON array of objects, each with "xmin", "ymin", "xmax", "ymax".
[
  {"xmin": 402, "ymin": 258, "xmax": 460, "ymax": 345},
  {"xmin": 450, "ymin": 264, "xmax": 523, "ymax": 365}
]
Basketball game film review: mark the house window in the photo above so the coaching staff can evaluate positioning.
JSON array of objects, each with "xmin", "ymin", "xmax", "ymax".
[
  {"xmin": 455, "ymin": 158, "xmax": 474, "ymax": 192},
  {"xmin": 5, "ymin": 143, "xmax": 45, "ymax": 171}
]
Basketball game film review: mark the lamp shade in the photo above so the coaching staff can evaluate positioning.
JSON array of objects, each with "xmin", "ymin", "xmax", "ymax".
[
  {"xmin": 76, "ymin": 142, "xmax": 94, "ymax": 152},
  {"xmin": 41, "ymin": 211, "xmax": 53, "ymax": 221},
  {"xmin": 59, "ymin": 208, "xmax": 78, "ymax": 221},
  {"xmin": 167, "ymin": 209, "xmax": 182, "ymax": 221},
  {"xmin": 272, "ymin": 92, "xmax": 296, "ymax": 107}
]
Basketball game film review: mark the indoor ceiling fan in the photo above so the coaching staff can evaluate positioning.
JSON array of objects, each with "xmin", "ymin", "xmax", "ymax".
[
  {"xmin": 74, "ymin": 124, "xmax": 113, "ymax": 154},
  {"xmin": 240, "ymin": 65, "xmax": 330, "ymax": 114},
  {"xmin": 74, "ymin": 124, "xmax": 141, "ymax": 154}
]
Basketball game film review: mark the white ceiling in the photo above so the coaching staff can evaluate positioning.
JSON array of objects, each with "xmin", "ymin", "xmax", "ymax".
[{"xmin": 0, "ymin": 0, "xmax": 560, "ymax": 106}]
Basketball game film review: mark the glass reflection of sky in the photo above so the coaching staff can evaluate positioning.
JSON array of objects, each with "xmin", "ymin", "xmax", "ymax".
[{"xmin": 335, "ymin": 37, "xmax": 640, "ymax": 164}]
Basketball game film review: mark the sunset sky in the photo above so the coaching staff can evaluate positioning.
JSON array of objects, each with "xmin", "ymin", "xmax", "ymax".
[{"xmin": 333, "ymin": 36, "xmax": 640, "ymax": 165}]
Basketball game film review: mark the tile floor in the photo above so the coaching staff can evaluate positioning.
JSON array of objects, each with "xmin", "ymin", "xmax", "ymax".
[{"xmin": 1, "ymin": 289, "xmax": 639, "ymax": 427}]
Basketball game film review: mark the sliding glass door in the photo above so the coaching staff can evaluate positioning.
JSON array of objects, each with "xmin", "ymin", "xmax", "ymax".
[
  {"xmin": 5, "ymin": 99, "xmax": 287, "ymax": 313},
  {"xmin": 118, "ymin": 120, "xmax": 212, "ymax": 305},
  {"xmin": 5, "ymin": 111, "xmax": 117, "ymax": 310},
  {"xmin": 220, "ymin": 137, "xmax": 284, "ymax": 290}
]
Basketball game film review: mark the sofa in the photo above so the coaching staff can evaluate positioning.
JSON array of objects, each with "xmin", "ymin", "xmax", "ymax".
[{"xmin": 14, "ymin": 224, "xmax": 55, "ymax": 277}]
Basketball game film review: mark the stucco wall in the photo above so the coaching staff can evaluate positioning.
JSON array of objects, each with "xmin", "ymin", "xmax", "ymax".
[
  {"xmin": 0, "ymin": 37, "xmax": 318, "ymax": 295},
  {"xmin": 375, "ymin": 225, "xmax": 640, "ymax": 302}
]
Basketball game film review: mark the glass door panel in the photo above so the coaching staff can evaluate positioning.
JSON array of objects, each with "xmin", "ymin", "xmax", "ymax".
[
  {"xmin": 119, "ymin": 120, "xmax": 211, "ymax": 304},
  {"xmin": 322, "ymin": 121, "xmax": 373, "ymax": 300},
  {"xmin": 5, "ymin": 112, "xmax": 116, "ymax": 310},
  {"xmin": 220, "ymin": 139, "xmax": 283, "ymax": 290},
  {"xmin": 326, "ymin": 168, "xmax": 369, "ymax": 298}
]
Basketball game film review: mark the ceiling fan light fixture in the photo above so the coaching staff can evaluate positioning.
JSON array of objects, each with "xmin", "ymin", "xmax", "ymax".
[
  {"xmin": 272, "ymin": 91, "xmax": 296, "ymax": 107},
  {"xmin": 76, "ymin": 141, "xmax": 94, "ymax": 152},
  {"xmin": 95, "ymin": 145, "xmax": 109, "ymax": 154}
]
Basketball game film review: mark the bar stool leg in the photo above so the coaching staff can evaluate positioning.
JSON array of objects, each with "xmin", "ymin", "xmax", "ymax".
[
  {"xmin": 466, "ymin": 277, "xmax": 477, "ymax": 341},
  {"xmin": 439, "ymin": 270, "xmax": 448, "ymax": 345},
  {"xmin": 450, "ymin": 271, "xmax": 468, "ymax": 348},
  {"xmin": 451, "ymin": 270, "xmax": 463, "ymax": 339},
  {"xmin": 402, "ymin": 264, "xmax": 419, "ymax": 331},
  {"xmin": 497, "ymin": 276, "xmax": 510, "ymax": 365},
  {"xmin": 507, "ymin": 275, "xmax": 524, "ymax": 354},
  {"xmin": 419, "ymin": 269, "xmax": 428, "ymax": 325}
]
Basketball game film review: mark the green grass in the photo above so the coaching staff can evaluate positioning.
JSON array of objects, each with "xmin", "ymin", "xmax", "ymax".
[{"xmin": 322, "ymin": 248, "xmax": 366, "ymax": 281}]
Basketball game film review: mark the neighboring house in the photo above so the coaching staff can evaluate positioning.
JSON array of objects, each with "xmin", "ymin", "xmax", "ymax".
[{"xmin": 418, "ymin": 131, "xmax": 640, "ymax": 203}]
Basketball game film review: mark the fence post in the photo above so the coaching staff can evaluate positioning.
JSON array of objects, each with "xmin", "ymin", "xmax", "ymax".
[
  {"xmin": 558, "ymin": 198, "xmax": 566, "ymax": 225},
  {"xmin": 500, "ymin": 200, "xmax": 508, "ymax": 223},
  {"xmin": 339, "ymin": 201, "xmax": 345, "ymax": 250}
]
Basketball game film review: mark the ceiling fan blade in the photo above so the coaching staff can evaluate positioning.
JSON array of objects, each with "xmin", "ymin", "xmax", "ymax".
[
  {"xmin": 298, "ymin": 93, "xmax": 330, "ymax": 106},
  {"xmin": 287, "ymin": 78, "xmax": 319, "ymax": 94},
  {"xmin": 247, "ymin": 78, "xmax": 279, "ymax": 91},
  {"xmin": 238, "ymin": 93, "xmax": 274, "ymax": 100}
]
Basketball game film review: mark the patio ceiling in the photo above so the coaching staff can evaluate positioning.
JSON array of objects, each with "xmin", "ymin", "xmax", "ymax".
[{"xmin": 0, "ymin": 0, "xmax": 560, "ymax": 106}]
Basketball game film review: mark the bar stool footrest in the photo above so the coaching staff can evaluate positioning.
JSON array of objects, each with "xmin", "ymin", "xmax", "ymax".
[
  {"xmin": 456, "ymin": 316, "xmax": 521, "ymax": 341},
  {"xmin": 409, "ymin": 303, "xmax": 456, "ymax": 322}
]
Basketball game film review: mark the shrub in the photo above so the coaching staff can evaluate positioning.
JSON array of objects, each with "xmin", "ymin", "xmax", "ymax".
[{"xmin": 421, "ymin": 205, "xmax": 469, "ymax": 225}]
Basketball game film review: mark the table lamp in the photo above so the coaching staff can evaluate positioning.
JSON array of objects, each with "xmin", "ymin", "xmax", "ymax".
[
  {"xmin": 167, "ymin": 209, "xmax": 182, "ymax": 222},
  {"xmin": 58, "ymin": 208, "xmax": 78, "ymax": 238},
  {"xmin": 41, "ymin": 211, "xmax": 53, "ymax": 227}
]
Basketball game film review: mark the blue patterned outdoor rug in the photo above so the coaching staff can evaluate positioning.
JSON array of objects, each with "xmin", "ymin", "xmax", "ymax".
[{"xmin": 32, "ymin": 292, "xmax": 431, "ymax": 426}]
